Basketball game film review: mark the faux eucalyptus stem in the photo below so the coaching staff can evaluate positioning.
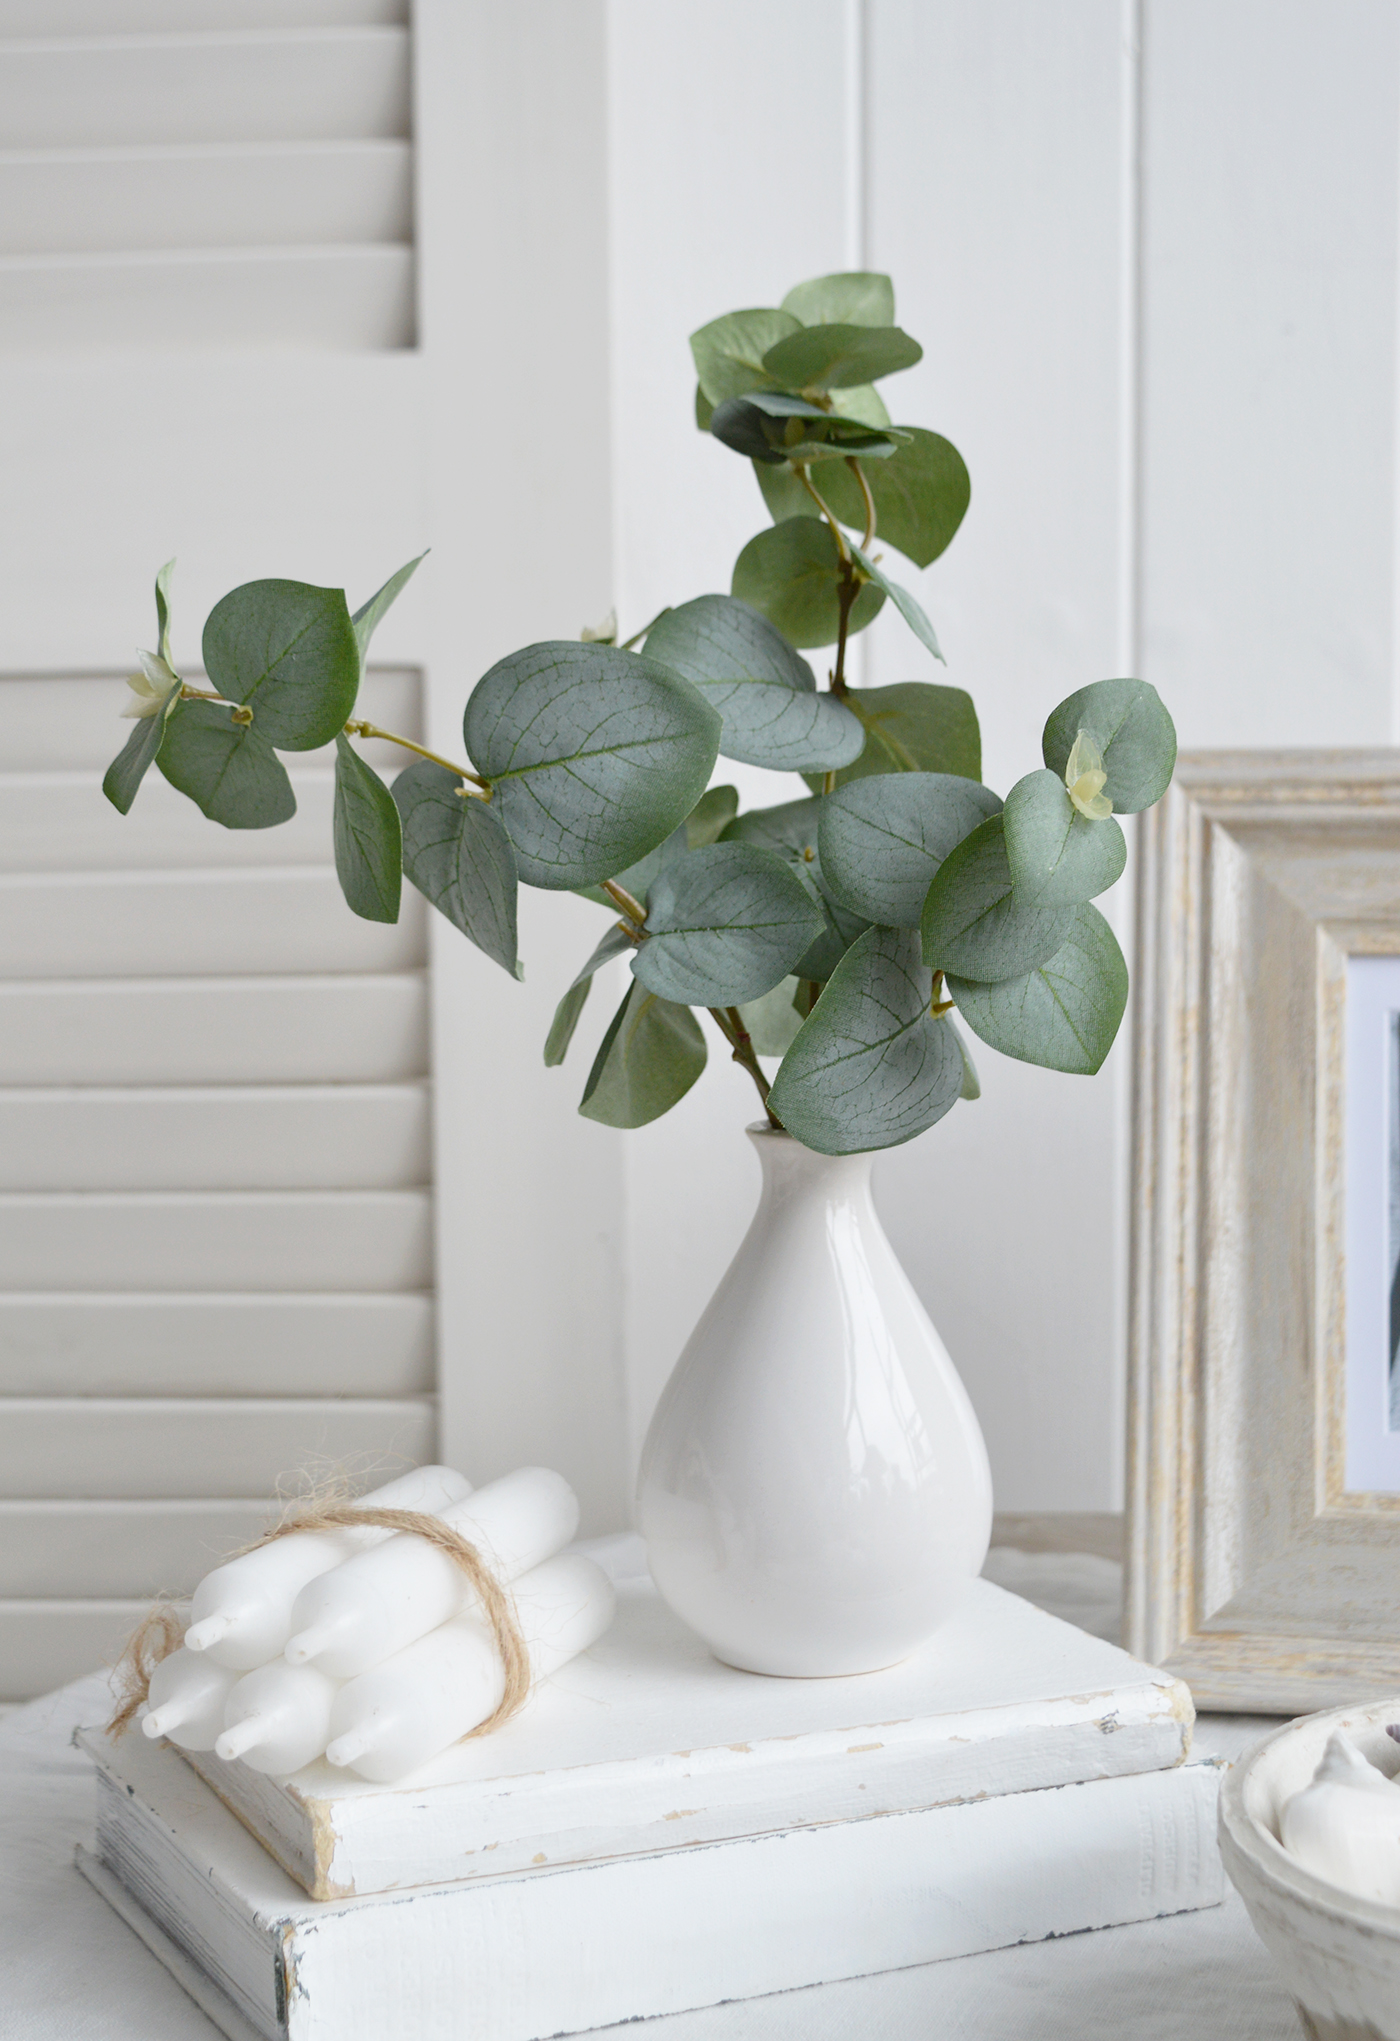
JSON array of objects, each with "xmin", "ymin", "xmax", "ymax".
[
  {"xmin": 103, "ymin": 269, "xmax": 1177, "ymax": 1158},
  {"xmin": 343, "ymin": 721, "xmax": 491, "ymax": 796}
]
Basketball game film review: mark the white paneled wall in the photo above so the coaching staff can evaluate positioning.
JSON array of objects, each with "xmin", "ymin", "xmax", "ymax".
[
  {"xmin": 0, "ymin": 0, "xmax": 413, "ymax": 352},
  {"xmin": 0, "ymin": 669, "xmax": 434, "ymax": 1697}
]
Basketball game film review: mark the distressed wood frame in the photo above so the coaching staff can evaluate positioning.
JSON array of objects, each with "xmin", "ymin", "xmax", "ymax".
[{"xmin": 1126, "ymin": 751, "xmax": 1400, "ymax": 1711}]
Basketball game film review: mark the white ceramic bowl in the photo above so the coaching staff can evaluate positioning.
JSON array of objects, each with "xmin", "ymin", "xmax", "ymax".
[{"xmin": 1220, "ymin": 1699, "xmax": 1400, "ymax": 2040}]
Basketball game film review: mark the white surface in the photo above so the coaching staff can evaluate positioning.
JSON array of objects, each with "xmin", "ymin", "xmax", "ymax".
[
  {"xmin": 1346, "ymin": 955, "xmax": 1400, "ymax": 1491},
  {"xmin": 638, "ymin": 1127, "xmax": 992, "ymax": 1675},
  {"xmin": 173, "ymin": 1569, "xmax": 1188, "ymax": 1901},
  {"xmin": 0, "ymin": 1624, "xmax": 1301, "ymax": 2039}
]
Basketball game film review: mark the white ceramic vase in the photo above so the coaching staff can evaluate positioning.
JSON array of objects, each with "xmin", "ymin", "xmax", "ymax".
[{"xmin": 636, "ymin": 1125, "xmax": 993, "ymax": 1677}]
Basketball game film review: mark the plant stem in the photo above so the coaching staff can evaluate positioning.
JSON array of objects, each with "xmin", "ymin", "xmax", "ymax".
[
  {"xmin": 619, "ymin": 606, "xmax": 673, "ymax": 652},
  {"xmin": 795, "ymin": 465, "xmax": 850, "ymax": 563},
  {"xmin": 846, "ymin": 455, "xmax": 877, "ymax": 550},
  {"xmin": 710, "ymin": 1005, "xmax": 782, "ymax": 1129},
  {"xmin": 829, "ymin": 564, "xmax": 859, "ymax": 699},
  {"xmin": 343, "ymin": 721, "xmax": 491, "ymax": 797},
  {"xmin": 930, "ymin": 968, "xmax": 954, "ymax": 1018},
  {"xmin": 602, "ymin": 879, "xmax": 647, "ymax": 930}
]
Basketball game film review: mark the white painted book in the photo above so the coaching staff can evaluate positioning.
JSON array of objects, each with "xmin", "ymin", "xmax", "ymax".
[{"xmin": 78, "ymin": 1575, "xmax": 1225, "ymax": 2041}]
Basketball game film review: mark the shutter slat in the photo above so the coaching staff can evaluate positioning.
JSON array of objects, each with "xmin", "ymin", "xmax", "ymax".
[
  {"xmin": 0, "ymin": 1601, "xmax": 157, "ymax": 1699},
  {"xmin": 0, "ymin": 868, "xmax": 426, "ymax": 978},
  {"xmin": 0, "ymin": 1084, "xmax": 430, "ymax": 1191},
  {"xmin": 0, "ymin": 3, "xmax": 407, "ymax": 33},
  {"xmin": 0, "ymin": 973, "xmax": 428, "ymax": 1085},
  {"xmin": 0, "ymin": 140, "xmax": 411, "ymax": 256},
  {"xmin": 0, "ymin": 1189, "xmax": 433, "ymax": 1291},
  {"xmin": 0, "ymin": 29, "xmax": 410, "ymax": 150},
  {"xmin": 0, "ymin": 1397, "xmax": 436, "ymax": 1499},
  {"xmin": 0, "ymin": 770, "xmax": 340, "ymax": 870},
  {"xmin": 0, "ymin": 1500, "xmax": 283, "ymax": 1597}
]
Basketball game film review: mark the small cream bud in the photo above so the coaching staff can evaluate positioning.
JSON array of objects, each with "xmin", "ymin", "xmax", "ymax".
[
  {"xmin": 580, "ymin": 609, "xmax": 618, "ymax": 645},
  {"xmin": 121, "ymin": 649, "xmax": 180, "ymax": 720},
  {"xmin": 1065, "ymin": 729, "xmax": 1113, "ymax": 821}
]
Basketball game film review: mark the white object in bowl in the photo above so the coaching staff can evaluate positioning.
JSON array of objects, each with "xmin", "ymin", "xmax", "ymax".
[{"xmin": 1220, "ymin": 1699, "xmax": 1400, "ymax": 2040}]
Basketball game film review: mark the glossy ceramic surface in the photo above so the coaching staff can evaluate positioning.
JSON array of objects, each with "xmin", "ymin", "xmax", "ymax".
[{"xmin": 637, "ymin": 1126, "xmax": 993, "ymax": 1676}]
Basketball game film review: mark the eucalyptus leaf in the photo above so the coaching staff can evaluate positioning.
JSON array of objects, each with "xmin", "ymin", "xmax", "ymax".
[
  {"xmin": 802, "ymin": 682, "xmax": 981, "ymax": 792},
  {"xmin": 690, "ymin": 308, "xmax": 800, "ymax": 405},
  {"xmin": 685, "ymin": 783, "xmax": 739, "ymax": 848},
  {"xmin": 544, "ymin": 921, "xmax": 635, "ymax": 1067},
  {"xmin": 202, "ymin": 579, "xmax": 360, "ymax": 751},
  {"xmin": 632, "ymin": 843, "xmax": 824, "ymax": 1007},
  {"xmin": 392, "ymin": 759, "xmax": 520, "ymax": 977},
  {"xmin": 695, "ymin": 383, "xmax": 715, "ymax": 431},
  {"xmin": 102, "ymin": 684, "xmax": 180, "ymax": 815},
  {"xmin": 156, "ymin": 699, "xmax": 297, "ymax": 829},
  {"xmin": 1041, "ymin": 678, "xmax": 1177, "ymax": 814},
  {"xmin": 580, "ymin": 981, "xmax": 707, "ymax": 1128},
  {"xmin": 781, "ymin": 272, "xmax": 895, "ymax": 328},
  {"xmin": 851, "ymin": 544, "xmax": 942, "ymax": 661},
  {"xmin": 762, "ymin": 323, "xmax": 923, "ymax": 394},
  {"xmin": 721, "ymin": 797, "xmax": 870, "ymax": 981},
  {"xmin": 710, "ymin": 395, "xmax": 899, "ymax": 467},
  {"xmin": 573, "ymin": 822, "xmax": 687, "ymax": 912},
  {"xmin": 736, "ymin": 975, "xmax": 805, "ymax": 1057},
  {"xmin": 920, "ymin": 813, "xmax": 1072, "ymax": 982},
  {"xmin": 819, "ymin": 772, "xmax": 1002, "ymax": 926},
  {"xmin": 1001, "ymin": 768, "xmax": 1127, "ymax": 907},
  {"xmin": 830, "ymin": 384, "xmax": 893, "ymax": 427},
  {"xmin": 948, "ymin": 903, "xmax": 1128, "ymax": 1075},
  {"xmin": 767, "ymin": 925, "xmax": 964, "ymax": 1154},
  {"xmin": 464, "ymin": 641, "xmax": 720, "ymax": 889},
  {"xmin": 351, "ymin": 553, "xmax": 426, "ymax": 664},
  {"xmin": 332, "ymin": 735, "xmax": 402, "ymax": 923},
  {"xmin": 755, "ymin": 429, "xmax": 970, "ymax": 570},
  {"xmin": 644, "ymin": 595, "xmax": 863, "ymax": 771},
  {"xmin": 731, "ymin": 518, "xmax": 885, "ymax": 650}
]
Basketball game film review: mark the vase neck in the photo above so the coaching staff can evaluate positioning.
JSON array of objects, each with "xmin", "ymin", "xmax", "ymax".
[{"xmin": 745, "ymin": 1125, "xmax": 875, "ymax": 1199}]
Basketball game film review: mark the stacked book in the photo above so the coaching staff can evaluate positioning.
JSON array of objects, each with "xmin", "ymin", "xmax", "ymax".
[{"xmin": 79, "ymin": 1561, "xmax": 1223, "ymax": 2041}]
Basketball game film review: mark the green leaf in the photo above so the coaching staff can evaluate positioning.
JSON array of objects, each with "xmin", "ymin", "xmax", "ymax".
[
  {"xmin": 736, "ymin": 976, "xmax": 805, "ymax": 1057},
  {"xmin": 768, "ymin": 925, "xmax": 964, "ymax": 1155},
  {"xmin": 948, "ymin": 903, "xmax": 1128, "ymax": 1075},
  {"xmin": 781, "ymin": 272, "xmax": 895, "ymax": 327},
  {"xmin": 351, "ymin": 553, "xmax": 426, "ymax": 665},
  {"xmin": 580, "ymin": 980, "xmax": 707, "ymax": 1128},
  {"xmin": 156, "ymin": 699, "xmax": 297, "ymax": 829},
  {"xmin": 802, "ymin": 682, "xmax": 981, "ymax": 793},
  {"xmin": 644, "ymin": 595, "xmax": 864, "ymax": 771},
  {"xmin": 851, "ymin": 544, "xmax": 942, "ymax": 661},
  {"xmin": 1002, "ymin": 768, "xmax": 1127, "ymax": 907},
  {"xmin": 731, "ymin": 518, "xmax": 885, "ymax": 650},
  {"xmin": 544, "ymin": 922, "xmax": 635, "ymax": 1067},
  {"xmin": 392, "ymin": 759, "xmax": 520, "ymax": 976},
  {"xmin": 333, "ymin": 734, "xmax": 402, "ymax": 923},
  {"xmin": 819, "ymin": 772, "xmax": 1002, "ymax": 927},
  {"xmin": 762, "ymin": 323, "xmax": 923, "ymax": 394},
  {"xmin": 685, "ymin": 784, "xmax": 739, "ymax": 848},
  {"xmin": 721, "ymin": 796, "xmax": 870, "ymax": 981},
  {"xmin": 202, "ymin": 579, "xmax": 360, "ymax": 752},
  {"xmin": 920, "ymin": 813, "xmax": 1072, "ymax": 982},
  {"xmin": 102, "ymin": 687, "xmax": 180, "ymax": 815},
  {"xmin": 695, "ymin": 383, "xmax": 715, "ymax": 431},
  {"xmin": 830, "ymin": 384, "xmax": 893, "ymax": 427},
  {"xmin": 464, "ymin": 641, "xmax": 721, "ymax": 890},
  {"xmin": 1042, "ymin": 678, "xmax": 1177, "ymax": 814},
  {"xmin": 690, "ymin": 308, "xmax": 800, "ymax": 405},
  {"xmin": 756, "ymin": 429, "xmax": 970, "ymax": 571},
  {"xmin": 154, "ymin": 558, "xmax": 175, "ymax": 666},
  {"xmin": 710, "ymin": 395, "xmax": 900, "ymax": 466},
  {"xmin": 632, "ymin": 843, "xmax": 824, "ymax": 1007},
  {"xmin": 573, "ymin": 822, "xmax": 687, "ymax": 912}
]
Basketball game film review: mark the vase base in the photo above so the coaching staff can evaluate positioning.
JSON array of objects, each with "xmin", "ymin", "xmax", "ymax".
[{"xmin": 712, "ymin": 1649, "xmax": 914, "ymax": 1680}]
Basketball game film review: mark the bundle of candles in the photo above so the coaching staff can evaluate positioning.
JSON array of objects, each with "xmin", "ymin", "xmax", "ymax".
[
  {"xmin": 138, "ymin": 1464, "xmax": 616, "ymax": 1784},
  {"xmin": 1280, "ymin": 1728, "xmax": 1400, "ymax": 1906}
]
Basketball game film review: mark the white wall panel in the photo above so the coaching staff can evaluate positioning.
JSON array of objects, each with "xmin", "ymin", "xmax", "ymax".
[
  {"xmin": 0, "ymin": 1500, "xmax": 281, "ymax": 1597},
  {"xmin": 0, "ymin": 974, "xmax": 427, "ymax": 1085},
  {"xmin": 1139, "ymin": 0, "xmax": 1400, "ymax": 749},
  {"xmin": 0, "ymin": 1600, "xmax": 155, "ymax": 1698},
  {"xmin": 0, "ymin": 1293, "xmax": 433, "ymax": 1397}
]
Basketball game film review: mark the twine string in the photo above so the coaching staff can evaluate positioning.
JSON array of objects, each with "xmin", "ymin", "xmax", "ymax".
[{"xmin": 105, "ymin": 1502, "xmax": 531, "ymax": 1746}]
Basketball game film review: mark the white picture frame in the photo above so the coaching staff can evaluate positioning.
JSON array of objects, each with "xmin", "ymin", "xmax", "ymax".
[{"xmin": 1126, "ymin": 752, "xmax": 1400, "ymax": 1711}]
